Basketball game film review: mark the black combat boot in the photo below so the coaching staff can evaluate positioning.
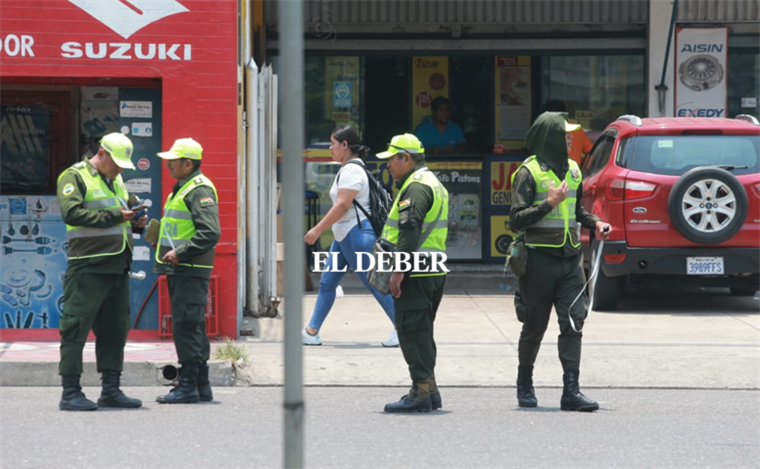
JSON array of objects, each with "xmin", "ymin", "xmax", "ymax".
[
  {"xmin": 59, "ymin": 374, "xmax": 98, "ymax": 411},
  {"xmin": 399, "ymin": 377, "xmax": 442, "ymax": 410},
  {"xmin": 98, "ymin": 371, "xmax": 143, "ymax": 408},
  {"xmin": 517, "ymin": 365, "xmax": 538, "ymax": 408},
  {"xmin": 156, "ymin": 362, "xmax": 200, "ymax": 404},
  {"xmin": 384, "ymin": 382, "xmax": 432, "ymax": 413},
  {"xmin": 560, "ymin": 369, "xmax": 598, "ymax": 412},
  {"xmin": 429, "ymin": 376, "xmax": 442, "ymax": 410},
  {"xmin": 197, "ymin": 362, "xmax": 213, "ymax": 402}
]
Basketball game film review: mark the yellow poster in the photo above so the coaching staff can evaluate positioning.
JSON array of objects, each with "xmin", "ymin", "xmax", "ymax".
[
  {"xmin": 412, "ymin": 56, "xmax": 449, "ymax": 129},
  {"xmin": 494, "ymin": 56, "xmax": 531, "ymax": 150},
  {"xmin": 489, "ymin": 161, "xmax": 522, "ymax": 207},
  {"xmin": 490, "ymin": 215, "xmax": 518, "ymax": 258},
  {"xmin": 324, "ymin": 56, "xmax": 361, "ymax": 126}
]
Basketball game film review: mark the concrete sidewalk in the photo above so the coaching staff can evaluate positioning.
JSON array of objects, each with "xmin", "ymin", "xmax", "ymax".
[{"xmin": 2, "ymin": 276, "xmax": 759, "ymax": 389}]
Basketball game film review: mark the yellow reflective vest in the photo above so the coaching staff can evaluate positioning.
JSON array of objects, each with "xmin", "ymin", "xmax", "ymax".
[
  {"xmin": 155, "ymin": 175, "xmax": 218, "ymax": 268},
  {"xmin": 382, "ymin": 167, "xmax": 449, "ymax": 277},
  {"xmin": 59, "ymin": 163, "xmax": 133, "ymax": 259},
  {"xmin": 510, "ymin": 156, "xmax": 582, "ymax": 248}
]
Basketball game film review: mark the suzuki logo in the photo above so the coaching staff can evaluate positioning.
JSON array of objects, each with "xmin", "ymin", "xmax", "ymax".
[{"xmin": 68, "ymin": 0, "xmax": 189, "ymax": 39}]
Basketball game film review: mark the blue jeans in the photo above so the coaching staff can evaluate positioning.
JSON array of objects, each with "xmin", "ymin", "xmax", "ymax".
[{"xmin": 307, "ymin": 218, "xmax": 395, "ymax": 331}]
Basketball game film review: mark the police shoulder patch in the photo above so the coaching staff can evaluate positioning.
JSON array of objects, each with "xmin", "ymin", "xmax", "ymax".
[
  {"xmin": 399, "ymin": 211, "xmax": 410, "ymax": 225},
  {"xmin": 195, "ymin": 177, "xmax": 203, "ymax": 184},
  {"xmin": 398, "ymin": 199, "xmax": 411, "ymax": 210},
  {"xmin": 73, "ymin": 162, "xmax": 86, "ymax": 169},
  {"xmin": 62, "ymin": 183, "xmax": 75, "ymax": 196},
  {"xmin": 200, "ymin": 197, "xmax": 215, "ymax": 207}
]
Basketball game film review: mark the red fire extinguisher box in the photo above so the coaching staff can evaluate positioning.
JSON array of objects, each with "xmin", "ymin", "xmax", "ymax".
[{"xmin": 158, "ymin": 275, "xmax": 219, "ymax": 338}]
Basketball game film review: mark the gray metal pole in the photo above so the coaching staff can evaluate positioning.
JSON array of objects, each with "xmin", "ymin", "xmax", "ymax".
[{"xmin": 278, "ymin": 0, "xmax": 304, "ymax": 468}]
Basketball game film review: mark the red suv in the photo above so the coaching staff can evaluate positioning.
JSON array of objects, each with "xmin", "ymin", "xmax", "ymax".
[{"xmin": 581, "ymin": 115, "xmax": 760, "ymax": 311}]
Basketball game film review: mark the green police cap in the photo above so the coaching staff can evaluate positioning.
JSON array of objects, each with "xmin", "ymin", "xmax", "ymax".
[
  {"xmin": 100, "ymin": 133, "xmax": 135, "ymax": 170},
  {"xmin": 376, "ymin": 133, "xmax": 425, "ymax": 159},
  {"xmin": 157, "ymin": 138, "xmax": 203, "ymax": 160}
]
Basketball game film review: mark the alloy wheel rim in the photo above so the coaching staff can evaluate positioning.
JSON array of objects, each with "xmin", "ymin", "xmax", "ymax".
[{"xmin": 680, "ymin": 178, "xmax": 736, "ymax": 233}]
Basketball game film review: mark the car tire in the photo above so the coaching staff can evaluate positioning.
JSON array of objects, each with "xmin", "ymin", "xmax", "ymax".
[
  {"xmin": 495, "ymin": 234, "xmax": 513, "ymax": 256},
  {"xmin": 588, "ymin": 241, "xmax": 619, "ymax": 311},
  {"xmin": 668, "ymin": 167, "xmax": 748, "ymax": 245},
  {"xmin": 729, "ymin": 287, "xmax": 757, "ymax": 297}
]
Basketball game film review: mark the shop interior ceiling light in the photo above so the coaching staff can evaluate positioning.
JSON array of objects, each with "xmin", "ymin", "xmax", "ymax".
[{"xmin": 679, "ymin": 54, "xmax": 724, "ymax": 92}]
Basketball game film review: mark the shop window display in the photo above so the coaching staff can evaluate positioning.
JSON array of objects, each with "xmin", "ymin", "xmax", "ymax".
[
  {"xmin": 728, "ymin": 50, "xmax": 760, "ymax": 118},
  {"xmin": 540, "ymin": 55, "xmax": 646, "ymax": 137}
]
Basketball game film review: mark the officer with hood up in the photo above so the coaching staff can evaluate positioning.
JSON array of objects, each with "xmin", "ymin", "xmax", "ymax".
[{"xmin": 509, "ymin": 111, "xmax": 611, "ymax": 412}]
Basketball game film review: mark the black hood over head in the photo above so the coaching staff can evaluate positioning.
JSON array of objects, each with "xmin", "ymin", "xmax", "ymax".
[{"xmin": 524, "ymin": 111, "xmax": 572, "ymax": 176}]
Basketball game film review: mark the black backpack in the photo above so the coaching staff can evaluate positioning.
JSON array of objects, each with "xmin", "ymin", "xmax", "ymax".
[{"xmin": 337, "ymin": 160, "xmax": 393, "ymax": 237}]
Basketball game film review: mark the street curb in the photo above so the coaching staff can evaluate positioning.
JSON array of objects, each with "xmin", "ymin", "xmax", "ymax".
[{"xmin": 0, "ymin": 360, "xmax": 236, "ymax": 387}]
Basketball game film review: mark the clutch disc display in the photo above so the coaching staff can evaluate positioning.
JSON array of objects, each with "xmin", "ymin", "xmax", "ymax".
[{"xmin": 679, "ymin": 54, "xmax": 724, "ymax": 92}]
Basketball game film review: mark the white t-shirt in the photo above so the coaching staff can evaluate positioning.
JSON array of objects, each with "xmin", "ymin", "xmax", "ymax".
[{"xmin": 330, "ymin": 159, "xmax": 370, "ymax": 241}]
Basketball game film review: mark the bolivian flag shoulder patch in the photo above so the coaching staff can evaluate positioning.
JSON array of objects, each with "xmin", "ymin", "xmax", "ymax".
[
  {"xmin": 200, "ymin": 197, "xmax": 215, "ymax": 207},
  {"xmin": 398, "ymin": 199, "xmax": 411, "ymax": 210}
]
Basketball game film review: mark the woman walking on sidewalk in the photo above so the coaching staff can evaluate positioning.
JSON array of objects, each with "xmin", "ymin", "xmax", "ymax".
[{"xmin": 303, "ymin": 125, "xmax": 397, "ymax": 347}]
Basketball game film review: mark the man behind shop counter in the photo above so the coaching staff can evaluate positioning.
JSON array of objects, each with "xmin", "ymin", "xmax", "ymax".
[
  {"xmin": 56, "ymin": 132, "xmax": 146, "ymax": 411},
  {"xmin": 543, "ymin": 99, "xmax": 593, "ymax": 167},
  {"xmin": 414, "ymin": 96, "xmax": 473, "ymax": 155}
]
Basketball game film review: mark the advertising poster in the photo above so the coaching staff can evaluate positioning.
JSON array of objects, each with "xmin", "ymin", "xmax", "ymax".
[
  {"xmin": 0, "ymin": 195, "xmax": 67, "ymax": 329},
  {"xmin": 428, "ymin": 161, "xmax": 482, "ymax": 260},
  {"xmin": 412, "ymin": 56, "xmax": 449, "ymax": 129},
  {"xmin": 489, "ymin": 160, "xmax": 523, "ymax": 210},
  {"xmin": 675, "ymin": 28, "xmax": 728, "ymax": 118},
  {"xmin": 494, "ymin": 56, "xmax": 531, "ymax": 149},
  {"xmin": 324, "ymin": 56, "xmax": 361, "ymax": 127},
  {"xmin": 0, "ymin": 103, "xmax": 50, "ymax": 193},
  {"xmin": 489, "ymin": 215, "xmax": 518, "ymax": 259},
  {"xmin": 80, "ymin": 86, "xmax": 119, "ymax": 156}
]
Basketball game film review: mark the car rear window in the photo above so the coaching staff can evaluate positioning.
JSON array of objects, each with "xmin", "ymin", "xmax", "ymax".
[{"xmin": 630, "ymin": 135, "xmax": 760, "ymax": 176}]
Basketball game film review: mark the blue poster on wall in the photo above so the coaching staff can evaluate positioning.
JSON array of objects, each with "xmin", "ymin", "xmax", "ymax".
[
  {"xmin": 0, "ymin": 103, "xmax": 51, "ymax": 194},
  {"xmin": 0, "ymin": 195, "xmax": 67, "ymax": 329}
]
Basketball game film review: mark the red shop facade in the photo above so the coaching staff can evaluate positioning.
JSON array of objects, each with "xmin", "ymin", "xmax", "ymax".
[{"xmin": 0, "ymin": 0, "xmax": 240, "ymax": 340}]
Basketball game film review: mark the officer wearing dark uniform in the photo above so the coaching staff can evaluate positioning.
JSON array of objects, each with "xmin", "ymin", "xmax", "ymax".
[
  {"xmin": 510, "ymin": 112, "xmax": 611, "ymax": 412},
  {"xmin": 376, "ymin": 134, "xmax": 449, "ymax": 413},
  {"xmin": 154, "ymin": 138, "xmax": 221, "ymax": 404},
  {"xmin": 57, "ymin": 132, "xmax": 146, "ymax": 411}
]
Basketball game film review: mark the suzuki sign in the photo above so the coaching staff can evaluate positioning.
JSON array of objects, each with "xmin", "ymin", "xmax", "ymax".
[{"xmin": 67, "ymin": 0, "xmax": 189, "ymax": 39}]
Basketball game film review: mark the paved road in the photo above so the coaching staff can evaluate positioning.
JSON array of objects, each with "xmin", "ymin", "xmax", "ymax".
[{"xmin": 2, "ymin": 387, "xmax": 758, "ymax": 469}]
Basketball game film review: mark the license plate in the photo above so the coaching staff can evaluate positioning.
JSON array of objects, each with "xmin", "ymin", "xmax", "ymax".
[{"xmin": 686, "ymin": 257, "xmax": 724, "ymax": 275}]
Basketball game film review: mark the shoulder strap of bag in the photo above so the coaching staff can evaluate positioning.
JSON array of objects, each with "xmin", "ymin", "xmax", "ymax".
[{"xmin": 337, "ymin": 160, "xmax": 367, "ymax": 227}]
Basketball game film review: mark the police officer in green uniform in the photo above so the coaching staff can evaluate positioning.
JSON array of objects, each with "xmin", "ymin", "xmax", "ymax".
[
  {"xmin": 376, "ymin": 134, "xmax": 449, "ymax": 413},
  {"xmin": 57, "ymin": 132, "xmax": 146, "ymax": 411},
  {"xmin": 154, "ymin": 138, "xmax": 221, "ymax": 404},
  {"xmin": 510, "ymin": 112, "xmax": 611, "ymax": 412}
]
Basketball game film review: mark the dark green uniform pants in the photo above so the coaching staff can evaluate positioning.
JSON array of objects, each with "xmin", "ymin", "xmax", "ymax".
[
  {"xmin": 515, "ymin": 249, "xmax": 586, "ymax": 372},
  {"xmin": 395, "ymin": 275, "xmax": 446, "ymax": 382},
  {"xmin": 59, "ymin": 272, "xmax": 130, "ymax": 375},
  {"xmin": 167, "ymin": 275, "xmax": 210, "ymax": 365}
]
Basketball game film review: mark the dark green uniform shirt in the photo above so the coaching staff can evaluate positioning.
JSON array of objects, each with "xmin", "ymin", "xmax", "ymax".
[
  {"xmin": 57, "ymin": 158, "xmax": 135, "ymax": 274},
  {"xmin": 394, "ymin": 164, "xmax": 435, "ymax": 256},
  {"xmin": 154, "ymin": 169, "xmax": 221, "ymax": 279},
  {"xmin": 510, "ymin": 166, "xmax": 600, "ymax": 258}
]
